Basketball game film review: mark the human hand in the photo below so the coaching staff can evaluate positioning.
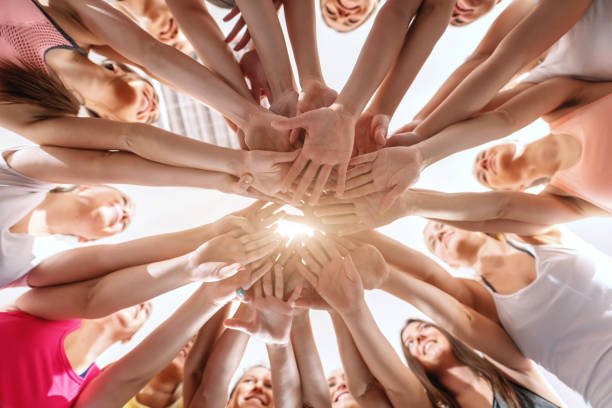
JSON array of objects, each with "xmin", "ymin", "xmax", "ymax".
[
  {"xmin": 211, "ymin": 200, "xmax": 285, "ymax": 236},
  {"xmin": 205, "ymin": 257, "xmax": 274, "ymax": 306},
  {"xmin": 245, "ymin": 149, "xmax": 300, "ymax": 197},
  {"xmin": 329, "ymin": 235, "xmax": 389, "ymax": 290},
  {"xmin": 308, "ymin": 192, "xmax": 407, "ymax": 235},
  {"xmin": 224, "ymin": 264, "xmax": 302, "ymax": 344},
  {"xmin": 239, "ymin": 49, "xmax": 272, "ymax": 102},
  {"xmin": 270, "ymin": 89, "xmax": 298, "ymax": 118},
  {"xmin": 190, "ymin": 230, "xmax": 281, "ymax": 278},
  {"xmin": 385, "ymin": 120, "xmax": 424, "ymax": 147},
  {"xmin": 244, "ymin": 111, "xmax": 292, "ymax": 152},
  {"xmin": 271, "ymin": 104, "xmax": 356, "ymax": 204},
  {"xmin": 223, "ymin": 0, "xmax": 283, "ymax": 51},
  {"xmin": 342, "ymin": 146, "xmax": 423, "ymax": 212},
  {"xmin": 296, "ymin": 234, "xmax": 364, "ymax": 315},
  {"xmin": 353, "ymin": 111, "xmax": 390, "ymax": 156},
  {"xmin": 297, "ymin": 79, "xmax": 338, "ymax": 114}
]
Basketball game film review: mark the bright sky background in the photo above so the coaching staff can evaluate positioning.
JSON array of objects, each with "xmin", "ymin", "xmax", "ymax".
[{"xmin": 3, "ymin": 2, "xmax": 612, "ymax": 406}]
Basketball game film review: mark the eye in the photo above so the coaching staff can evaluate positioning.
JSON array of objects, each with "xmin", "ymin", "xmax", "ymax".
[
  {"xmin": 264, "ymin": 381, "xmax": 273, "ymax": 389},
  {"xmin": 325, "ymin": 5, "xmax": 337, "ymax": 15},
  {"xmin": 348, "ymin": 18, "xmax": 359, "ymax": 24}
]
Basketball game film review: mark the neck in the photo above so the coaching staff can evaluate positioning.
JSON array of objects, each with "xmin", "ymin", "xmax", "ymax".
[
  {"xmin": 437, "ymin": 364, "xmax": 492, "ymax": 402},
  {"xmin": 520, "ymin": 135, "xmax": 561, "ymax": 179},
  {"xmin": 474, "ymin": 239, "xmax": 536, "ymax": 293},
  {"xmin": 10, "ymin": 192, "xmax": 80, "ymax": 236},
  {"xmin": 116, "ymin": 0, "xmax": 155, "ymax": 18},
  {"xmin": 64, "ymin": 319, "xmax": 119, "ymax": 374}
]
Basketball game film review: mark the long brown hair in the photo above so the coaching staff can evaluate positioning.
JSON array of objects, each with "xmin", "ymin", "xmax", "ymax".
[
  {"xmin": 0, "ymin": 59, "xmax": 80, "ymax": 118},
  {"xmin": 401, "ymin": 319, "xmax": 521, "ymax": 408}
]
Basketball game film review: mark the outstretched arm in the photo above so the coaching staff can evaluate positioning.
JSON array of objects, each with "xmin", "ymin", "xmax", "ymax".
[
  {"xmin": 330, "ymin": 312, "xmax": 393, "ymax": 407},
  {"xmin": 290, "ymin": 311, "xmax": 332, "ymax": 408},
  {"xmin": 414, "ymin": 0, "xmax": 593, "ymax": 138},
  {"xmin": 266, "ymin": 342, "xmax": 302, "ymax": 408},
  {"xmin": 72, "ymin": 264, "xmax": 269, "ymax": 408}
]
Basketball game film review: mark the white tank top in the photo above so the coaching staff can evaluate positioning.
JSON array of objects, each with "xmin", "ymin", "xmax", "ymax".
[
  {"xmin": 487, "ymin": 245, "xmax": 612, "ymax": 408},
  {"xmin": 0, "ymin": 149, "xmax": 55, "ymax": 288},
  {"xmin": 523, "ymin": 0, "xmax": 612, "ymax": 83}
]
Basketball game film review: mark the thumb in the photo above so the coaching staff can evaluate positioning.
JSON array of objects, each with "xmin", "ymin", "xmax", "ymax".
[
  {"xmin": 274, "ymin": 149, "xmax": 301, "ymax": 163},
  {"xmin": 237, "ymin": 174, "xmax": 254, "ymax": 191},
  {"xmin": 223, "ymin": 318, "xmax": 256, "ymax": 335},
  {"xmin": 271, "ymin": 112, "xmax": 312, "ymax": 131},
  {"xmin": 372, "ymin": 116, "xmax": 389, "ymax": 145}
]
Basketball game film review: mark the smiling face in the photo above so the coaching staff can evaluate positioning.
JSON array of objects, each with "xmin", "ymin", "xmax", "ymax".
[
  {"xmin": 230, "ymin": 367, "xmax": 274, "ymax": 408},
  {"xmin": 327, "ymin": 370, "xmax": 359, "ymax": 408},
  {"xmin": 423, "ymin": 222, "xmax": 486, "ymax": 268},
  {"xmin": 107, "ymin": 301, "xmax": 152, "ymax": 343},
  {"xmin": 320, "ymin": 0, "xmax": 379, "ymax": 32},
  {"xmin": 401, "ymin": 321, "xmax": 454, "ymax": 373},
  {"xmin": 473, "ymin": 143, "xmax": 530, "ymax": 191},
  {"xmin": 450, "ymin": 0, "xmax": 501, "ymax": 26},
  {"xmin": 95, "ymin": 61, "xmax": 160, "ymax": 124},
  {"xmin": 71, "ymin": 185, "xmax": 134, "ymax": 242}
]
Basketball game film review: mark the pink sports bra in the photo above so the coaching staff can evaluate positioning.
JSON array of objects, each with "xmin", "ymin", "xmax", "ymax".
[
  {"xmin": 549, "ymin": 92, "xmax": 612, "ymax": 213},
  {"xmin": 0, "ymin": 0, "xmax": 86, "ymax": 74}
]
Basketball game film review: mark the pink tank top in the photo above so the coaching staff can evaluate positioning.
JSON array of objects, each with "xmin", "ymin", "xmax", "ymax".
[
  {"xmin": 0, "ymin": 0, "xmax": 86, "ymax": 74},
  {"xmin": 0, "ymin": 311, "xmax": 101, "ymax": 408},
  {"xmin": 548, "ymin": 92, "xmax": 612, "ymax": 213}
]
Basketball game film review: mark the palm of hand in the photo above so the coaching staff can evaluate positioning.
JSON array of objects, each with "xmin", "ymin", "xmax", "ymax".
[
  {"xmin": 302, "ymin": 108, "xmax": 355, "ymax": 165},
  {"xmin": 316, "ymin": 257, "xmax": 362, "ymax": 313},
  {"xmin": 298, "ymin": 81, "xmax": 338, "ymax": 114},
  {"xmin": 200, "ymin": 234, "xmax": 249, "ymax": 264},
  {"xmin": 245, "ymin": 119, "xmax": 292, "ymax": 152},
  {"xmin": 250, "ymin": 296, "xmax": 294, "ymax": 343},
  {"xmin": 371, "ymin": 147, "xmax": 421, "ymax": 192},
  {"xmin": 249, "ymin": 152, "xmax": 293, "ymax": 196},
  {"xmin": 349, "ymin": 245, "xmax": 388, "ymax": 290},
  {"xmin": 353, "ymin": 112, "xmax": 388, "ymax": 156},
  {"xmin": 351, "ymin": 192, "xmax": 404, "ymax": 229}
]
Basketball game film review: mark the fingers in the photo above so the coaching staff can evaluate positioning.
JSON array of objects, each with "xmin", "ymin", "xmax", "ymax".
[
  {"xmin": 313, "ymin": 232, "xmax": 341, "ymax": 260},
  {"xmin": 271, "ymin": 112, "xmax": 313, "ymax": 131},
  {"xmin": 335, "ymin": 162, "xmax": 348, "ymax": 197},
  {"xmin": 273, "ymin": 149, "xmax": 301, "ymax": 163},
  {"xmin": 281, "ymin": 153, "xmax": 309, "ymax": 192},
  {"xmin": 286, "ymin": 281, "xmax": 302, "ymax": 305},
  {"xmin": 273, "ymin": 264, "xmax": 284, "ymax": 298},
  {"xmin": 296, "ymin": 263, "xmax": 317, "ymax": 288},
  {"xmin": 237, "ymin": 174, "xmax": 254, "ymax": 192},
  {"xmin": 289, "ymin": 128, "xmax": 302, "ymax": 145},
  {"xmin": 302, "ymin": 234, "xmax": 330, "ymax": 265},
  {"xmin": 223, "ymin": 6, "xmax": 240, "ymax": 21},
  {"xmin": 321, "ymin": 214, "xmax": 360, "ymax": 225},
  {"xmin": 380, "ymin": 184, "xmax": 403, "ymax": 213},
  {"xmin": 347, "ymin": 162, "xmax": 374, "ymax": 180},
  {"xmin": 246, "ymin": 240, "xmax": 280, "ymax": 264},
  {"xmin": 223, "ymin": 317, "xmax": 257, "ymax": 335},
  {"xmin": 309, "ymin": 164, "xmax": 332, "ymax": 206},
  {"xmin": 313, "ymin": 204, "xmax": 354, "ymax": 217},
  {"xmin": 277, "ymin": 239, "xmax": 299, "ymax": 266},
  {"xmin": 339, "ymin": 183, "xmax": 379, "ymax": 199},
  {"xmin": 349, "ymin": 152, "xmax": 377, "ymax": 167},
  {"xmin": 292, "ymin": 161, "xmax": 319, "ymax": 205},
  {"xmin": 262, "ymin": 269, "xmax": 273, "ymax": 297},
  {"xmin": 246, "ymin": 200, "xmax": 268, "ymax": 213},
  {"xmin": 344, "ymin": 174, "xmax": 374, "ymax": 191},
  {"xmin": 258, "ymin": 202, "xmax": 283, "ymax": 219},
  {"xmin": 225, "ymin": 18, "xmax": 246, "ymax": 44},
  {"xmin": 297, "ymin": 245, "xmax": 322, "ymax": 274},
  {"xmin": 234, "ymin": 30, "xmax": 251, "ymax": 51},
  {"xmin": 372, "ymin": 115, "xmax": 390, "ymax": 146},
  {"xmin": 248, "ymin": 260, "xmax": 273, "ymax": 289}
]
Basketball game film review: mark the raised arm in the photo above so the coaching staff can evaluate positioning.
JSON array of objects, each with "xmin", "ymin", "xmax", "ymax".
[
  {"xmin": 329, "ymin": 312, "xmax": 393, "ymax": 408},
  {"xmin": 290, "ymin": 311, "xmax": 332, "ymax": 408},
  {"xmin": 414, "ymin": 0, "xmax": 593, "ymax": 138},
  {"xmin": 186, "ymin": 304, "xmax": 254, "ymax": 408},
  {"xmin": 411, "ymin": 0, "xmax": 537, "ymax": 125},
  {"xmin": 72, "ymin": 263, "xmax": 269, "ymax": 408},
  {"xmin": 165, "ymin": 0, "xmax": 253, "ymax": 100},
  {"xmin": 15, "ymin": 231, "xmax": 279, "ymax": 319}
]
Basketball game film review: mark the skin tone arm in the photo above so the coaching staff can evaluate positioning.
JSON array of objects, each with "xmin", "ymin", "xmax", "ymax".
[
  {"xmin": 329, "ymin": 312, "xmax": 393, "ymax": 407},
  {"xmin": 266, "ymin": 342, "xmax": 302, "ymax": 408},
  {"xmin": 14, "ymin": 231, "xmax": 279, "ymax": 319},
  {"xmin": 296, "ymin": 236, "xmax": 431, "ymax": 407},
  {"xmin": 22, "ymin": 199, "xmax": 279, "ymax": 287},
  {"xmin": 164, "ymin": 0, "xmax": 253, "ymax": 101},
  {"xmin": 71, "ymin": 265, "xmax": 269, "ymax": 408},
  {"xmin": 234, "ymin": 0, "xmax": 297, "ymax": 104},
  {"xmin": 410, "ymin": 0, "xmax": 537, "ymax": 126},
  {"xmin": 390, "ymin": 270, "xmax": 564, "ymax": 406},
  {"xmin": 414, "ymin": 0, "xmax": 594, "ymax": 138},
  {"xmin": 290, "ymin": 311, "xmax": 332, "ymax": 408},
  {"xmin": 186, "ymin": 303, "xmax": 254, "ymax": 408}
]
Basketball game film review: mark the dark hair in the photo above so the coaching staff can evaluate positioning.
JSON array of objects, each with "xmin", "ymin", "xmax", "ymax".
[
  {"xmin": 400, "ymin": 319, "xmax": 521, "ymax": 408},
  {"xmin": 0, "ymin": 60, "xmax": 80, "ymax": 118}
]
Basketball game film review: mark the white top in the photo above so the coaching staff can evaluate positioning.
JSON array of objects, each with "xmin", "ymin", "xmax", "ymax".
[
  {"xmin": 524, "ymin": 0, "xmax": 612, "ymax": 83},
  {"xmin": 488, "ymin": 245, "xmax": 612, "ymax": 408},
  {"xmin": 0, "ymin": 149, "xmax": 55, "ymax": 287}
]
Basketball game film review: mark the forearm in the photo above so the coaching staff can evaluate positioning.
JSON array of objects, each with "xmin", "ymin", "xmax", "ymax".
[
  {"xmin": 367, "ymin": 0, "xmax": 453, "ymax": 117},
  {"xmin": 290, "ymin": 312, "xmax": 331, "ymax": 408},
  {"xmin": 330, "ymin": 312, "xmax": 391, "ymax": 407},
  {"xmin": 234, "ymin": 0, "xmax": 296, "ymax": 98},
  {"xmin": 428, "ymin": 218, "xmax": 554, "ymax": 235},
  {"xmin": 17, "ymin": 254, "xmax": 195, "ymax": 320},
  {"xmin": 166, "ymin": 0, "xmax": 253, "ymax": 100},
  {"xmin": 340, "ymin": 302, "xmax": 427, "ymax": 406},
  {"xmin": 74, "ymin": 283, "xmax": 227, "ymax": 408},
  {"xmin": 183, "ymin": 304, "xmax": 231, "ymax": 408},
  {"xmin": 267, "ymin": 342, "xmax": 302, "ymax": 408},
  {"xmin": 283, "ymin": 0, "xmax": 324, "ymax": 85},
  {"xmin": 336, "ymin": 0, "xmax": 421, "ymax": 115},
  {"xmin": 189, "ymin": 304, "xmax": 254, "ymax": 408}
]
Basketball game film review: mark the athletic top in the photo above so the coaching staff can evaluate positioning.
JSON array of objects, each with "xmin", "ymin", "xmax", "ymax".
[
  {"xmin": 486, "ymin": 245, "xmax": 612, "ymax": 407},
  {"xmin": 0, "ymin": 0, "xmax": 86, "ymax": 74},
  {"xmin": 493, "ymin": 382, "xmax": 559, "ymax": 408},
  {"xmin": 0, "ymin": 311, "xmax": 101, "ymax": 408},
  {"xmin": 524, "ymin": 0, "xmax": 612, "ymax": 83},
  {"xmin": 548, "ymin": 92, "xmax": 612, "ymax": 213},
  {"xmin": 0, "ymin": 148, "xmax": 55, "ymax": 288}
]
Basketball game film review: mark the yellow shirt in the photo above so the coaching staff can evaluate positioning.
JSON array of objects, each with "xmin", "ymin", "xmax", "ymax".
[{"xmin": 123, "ymin": 396, "xmax": 183, "ymax": 408}]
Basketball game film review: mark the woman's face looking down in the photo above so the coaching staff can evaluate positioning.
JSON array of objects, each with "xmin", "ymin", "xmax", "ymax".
[
  {"xmin": 401, "ymin": 321, "xmax": 454, "ymax": 372},
  {"xmin": 320, "ymin": 0, "xmax": 379, "ymax": 32},
  {"xmin": 423, "ymin": 221, "xmax": 485, "ymax": 268},
  {"xmin": 450, "ymin": 0, "xmax": 501, "ymax": 26},
  {"xmin": 230, "ymin": 367, "xmax": 274, "ymax": 408}
]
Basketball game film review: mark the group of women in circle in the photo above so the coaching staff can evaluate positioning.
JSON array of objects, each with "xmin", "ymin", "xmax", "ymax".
[{"xmin": 0, "ymin": 0, "xmax": 610, "ymax": 407}]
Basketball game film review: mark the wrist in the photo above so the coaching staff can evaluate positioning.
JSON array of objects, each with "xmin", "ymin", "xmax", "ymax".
[
  {"xmin": 330, "ymin": 102, "xmax": 358, "ymax": 120},
  {"xmin": 338, "ymin": 299, "xmax": 367, "ymax": 322}
]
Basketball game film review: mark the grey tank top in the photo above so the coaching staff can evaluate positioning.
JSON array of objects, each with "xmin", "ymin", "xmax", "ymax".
[{"xmin": 493, "ymin": 382, "xmax": 559, "ymax": 408}]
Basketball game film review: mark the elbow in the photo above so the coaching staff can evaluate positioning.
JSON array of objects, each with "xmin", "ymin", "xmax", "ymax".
[{"xmin": 117, "ymin": 122, "xmax": 146, "ymax": 153}]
